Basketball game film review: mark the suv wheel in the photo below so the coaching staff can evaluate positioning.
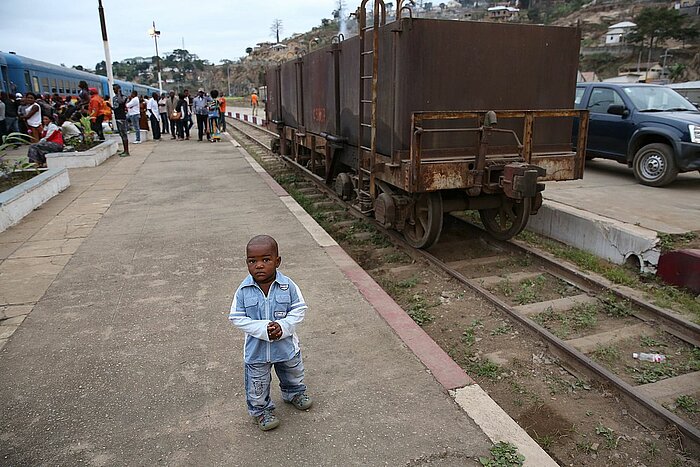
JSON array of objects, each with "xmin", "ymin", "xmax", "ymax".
[{"xmin": 632, "ymin": 143, "xmax": 678, "ymax": 187}]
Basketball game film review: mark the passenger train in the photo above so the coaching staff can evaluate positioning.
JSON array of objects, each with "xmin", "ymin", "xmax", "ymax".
[{"xmin": 0, "ymin": 51, "xmax": 159, "ymax": 98}]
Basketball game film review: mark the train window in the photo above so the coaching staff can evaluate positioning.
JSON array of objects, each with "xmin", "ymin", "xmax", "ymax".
[
  {"xmin": 32, "ymin": 76, "xmax": 40, "ymax": 93},
  {"xmin": 24, "ymin": 70, "xmax": 31, "ymax": 91},
  {"xmin": 51, "ymin": 78, "xmax": 57, "ymax": 93},
  {"xmin": 59, "ymin": 80, "xmax": 64, "ymax": 93},
  {"xmin": 41, "ymin": 77, "xmax": 49, "ymax": 92}
]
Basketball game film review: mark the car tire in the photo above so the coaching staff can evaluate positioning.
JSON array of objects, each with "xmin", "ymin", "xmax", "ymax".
[{"xmin": 632, "ymin": 143, "xmax": 678, "ymax": 187}]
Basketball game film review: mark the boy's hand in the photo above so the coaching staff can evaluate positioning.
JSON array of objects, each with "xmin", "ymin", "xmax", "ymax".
[{"xmin": 267, "ymin": 321, "xmax": 282, "ymax": 341}]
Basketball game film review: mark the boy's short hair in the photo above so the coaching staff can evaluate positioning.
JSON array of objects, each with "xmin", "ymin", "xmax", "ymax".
[{"xmin": 247, "ymin": 235, "xmax": 279, "ymax": 256}]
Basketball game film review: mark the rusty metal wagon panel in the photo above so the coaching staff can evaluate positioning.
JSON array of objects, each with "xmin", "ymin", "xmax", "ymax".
[{"xmin": 265, "ymin": 3, "xmax": 587, "ymax": 247}]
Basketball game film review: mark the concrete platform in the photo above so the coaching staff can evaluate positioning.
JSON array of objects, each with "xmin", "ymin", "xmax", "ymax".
[
  {"xmin": 0, "ymin": 137, "xmax": 554, "ymax": 465},
  {"xmin": 530, "ymin": 159, "xmax": 700, "ymax": 272}
]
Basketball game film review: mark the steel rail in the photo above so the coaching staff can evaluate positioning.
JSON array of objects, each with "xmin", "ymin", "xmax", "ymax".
[{"xmin": 227, "ymin": 115, "xmax": 700, "ymax": 452}]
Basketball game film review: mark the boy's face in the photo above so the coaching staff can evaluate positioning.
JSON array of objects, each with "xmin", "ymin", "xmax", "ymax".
[{"xmin": 246, "ymin": 242, "xmax": 281, "ymax": 286}]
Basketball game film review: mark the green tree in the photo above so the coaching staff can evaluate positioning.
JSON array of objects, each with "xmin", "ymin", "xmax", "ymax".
[{"xmin": 627, "ymin": 7, "xmax": 686, "ymax": 64}]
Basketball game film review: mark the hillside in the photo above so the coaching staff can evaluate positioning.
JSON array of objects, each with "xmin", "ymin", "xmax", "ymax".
[
  {"xmin": 552, "ymin": 0, "xmax": 700, "ymax": 81},
  {"xmin": 125, "ymin": 1, "xmax": 698, "ymax": 94}
]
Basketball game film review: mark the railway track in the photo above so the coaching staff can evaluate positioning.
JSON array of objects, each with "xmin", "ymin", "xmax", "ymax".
[{"xmin": 226, "ymin": 116, "xmax": 700, "ymax": 460}]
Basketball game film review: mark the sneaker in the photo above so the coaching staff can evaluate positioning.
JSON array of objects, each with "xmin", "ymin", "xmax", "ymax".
[
  {"xmin": 286, "ymin": 393, "xmax": 312, "ymax": 411},
  {"xmin": 256, "ymin": 411, "xmax": 280, "ymax": 431},
  {"xmin": 118, "ymin": 152, "xmax": 130, "ymax": 157},
  {"xmin": 134, "ymin": 140, "xmax": 141, "ymax": 144}
]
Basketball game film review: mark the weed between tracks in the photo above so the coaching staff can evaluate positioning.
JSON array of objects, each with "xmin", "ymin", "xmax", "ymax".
[
  {"xmin": 516, "ymin": 230, "xmax": 700, "ymax": 324},
  {"xmin": 233, "ymin": 132, "xmax": 699, "ymax": 467}
]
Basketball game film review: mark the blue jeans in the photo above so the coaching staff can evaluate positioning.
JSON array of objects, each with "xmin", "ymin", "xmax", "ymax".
[
  {"xmin": 244, "ymin": 351, "xmax": 306, "ymax": 417},
  {"xmin": 128, "ymin": 115, "xmax": 141, "ymax": 141}
]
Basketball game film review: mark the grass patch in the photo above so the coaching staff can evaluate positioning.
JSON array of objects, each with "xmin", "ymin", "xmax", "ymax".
[
  {"xmin": 383, "ymin": 252, "xmax": 407, "ymax": 263},
  {"xmin": 470, "ymin": 359, "xmax": 501, "ymax": 379},
  {"xmin": 675, "ymin": 395, "xmax": 698, "ymax": 414},
  {"xmin": 595, "ymin": 423, "xmax": 619, "ymax": 449},
  {"xmin": 479, "ymin": 442, "xmax": 525, "ymax": 467},
  {"xmin": 640, "ymin": 335, "xmax": 667, "ymax": 348},
  {"xmin": 592, "ymin": 345, "xmax": 620, "ymax": 364},
  {"xmin": 462, "ymin": 319, "xmax": 483, "ymax": 346},
  {"xmin": 397, "ymin": 277, "xmax": 419, "ymax": 289},
  {"xmin": 657, "ymin": 231, "xmax": 697, "ymax": 253},
  {"xmin": 534, "ymin": 303, "xmax": 598, "ymax": 338},
  {"xmin": 491, "ymin": 322, "xmax": 513, "ymax": 336},
  {"xmin": 514, "ymin": 275, "xmax": 547, "ymax": 305},
  {"xmin": 600, "ymin": 295, "xmax": 634, "ymax": 318},
  {"xmin": 628, "ymin": 362, "xmax": 678, "ymax": 384},
  {"xmin": 496, "ymin": 279, "xmax": 514, "ymax": 297},
  {"xmin": 407, "ymin": 294, "xmax": 433, "ymax": 326}
]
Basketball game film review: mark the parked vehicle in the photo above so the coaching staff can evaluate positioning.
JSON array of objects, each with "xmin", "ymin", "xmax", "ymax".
[{"xmin": 575, "ymin": 82, "xmax": 700, "ymax": 187}]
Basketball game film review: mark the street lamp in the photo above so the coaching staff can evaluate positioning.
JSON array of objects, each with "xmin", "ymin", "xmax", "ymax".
[{"xmin": 148, "ymin": 21, "xmax": 163, "ymax": 93}]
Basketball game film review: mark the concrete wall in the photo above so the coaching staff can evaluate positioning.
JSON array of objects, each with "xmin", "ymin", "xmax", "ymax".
[
  {"xmin": 527, "ymin": 200, "xmax": 661, "ymax": 273},
  {"xmin": 0, "ymin": 169, "xmax": 70, "ymax": 233},
  {"xmin": 46, "ymin": 140, "xmax": 118, "ymax": 169}
]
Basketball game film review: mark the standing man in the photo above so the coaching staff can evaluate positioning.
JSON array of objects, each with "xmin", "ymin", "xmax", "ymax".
[
  {"xmin": 88, "ymin": 88, "xmax": 106, "ymax": 141},
  {"xmin": 165, "ymin": 90, "xmax": 179, "ymax": 139},
  {"xmin": 183, "ymin": 89, "xmax": 193, "ymax": 135},
  {"xmin": 112, "ymin": 84, "xmax": 130, "ymax": 157},
  {"xmin": 126, "ymin": 91, "xmax": 142, "ymax": 144},
  {"xmin": 147, "ymin": 92, "xmax": 161, "ymax": 140},
  {"xmin": 251, "ymin": 90, "xmax": 259, "ymax": 116},
  {"xmin": 158, "ymin": 93, "xmax": 169, "ymax": 136},
  {"xmin": 193, "ymin": 88, "xmax": 212, "ymax": 142},
  {"xmin": 218, "ymin": 92, "xmax": 227, "ymax": 132},
  {"xmin": 2, "ymin": 92, "xmax": 19, "ymax": 135},
  {"xmin": 77, "ymin": 80, "xmax": 90, "ymax": 112}
]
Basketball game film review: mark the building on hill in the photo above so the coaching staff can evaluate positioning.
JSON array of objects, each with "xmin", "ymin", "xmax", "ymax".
[
  {"xmin": 605, "ymin": 21, "xmax": 636, "ymax": 45},
  {"xmin": 577, "ymin": 71, "xmax": 601, "ymax": 82},
  {"xmin": 616, "ymin": 62, "xmax": 664, "ymax": 82},
  {"xmin": 487, "ymin": 6, "xmax": 520, "ymax": 21}
]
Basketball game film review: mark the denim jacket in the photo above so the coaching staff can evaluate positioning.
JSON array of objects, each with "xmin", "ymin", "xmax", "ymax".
[{"xmin": 229, "ymin": 271, "xmax": 307, "ymax": 364}]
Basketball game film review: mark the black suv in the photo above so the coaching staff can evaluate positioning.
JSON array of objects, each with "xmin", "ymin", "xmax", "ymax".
[{"xmin": 575, "ymin": 82, "xmax": 700, "ymax": 186}]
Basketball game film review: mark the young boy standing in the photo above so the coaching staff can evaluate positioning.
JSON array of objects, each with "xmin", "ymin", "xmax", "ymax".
[{"xmin": 229, "ymin": 235, "xmax": 312, "ymax": 431}]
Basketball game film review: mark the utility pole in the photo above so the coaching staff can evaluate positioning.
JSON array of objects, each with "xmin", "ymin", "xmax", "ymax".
[
  {"xmin": 227, "ymin": 64, "xmax": 231, "ymax": 97},
  {"xmin": 97, "ymin": 0, "xmax": 115, "ymax": 110},
  {"xmin": 148, "ymin": 21, "xmax": 163, "ymax": 93},
  {"xmin": 660, "ymin": 49, "xmax": 673, "ymax": 83}
]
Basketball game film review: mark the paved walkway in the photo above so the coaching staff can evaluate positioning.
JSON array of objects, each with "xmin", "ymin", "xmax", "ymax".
[{"xmin": 0, "ymin": 137, "xmax": 551, "ymax": 465}]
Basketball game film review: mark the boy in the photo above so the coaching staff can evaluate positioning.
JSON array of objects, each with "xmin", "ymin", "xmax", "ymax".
[{"xmin": 229, "ymin": 235, "xmax": 312, "ymax": 431}]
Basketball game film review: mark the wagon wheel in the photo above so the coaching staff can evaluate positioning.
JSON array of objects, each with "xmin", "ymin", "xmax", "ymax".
[
  {"xmin": 479, "ymin": 197, "xmax": 531, "ymax": 241},
  {"xmin": 403, "ymin": 192, "xmax": 443, "ymax": 249}
]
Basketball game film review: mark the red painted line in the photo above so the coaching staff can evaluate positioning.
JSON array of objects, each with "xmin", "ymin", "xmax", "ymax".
[
  {"xmin": 259, "ymin": 172, "xmax": 288, "ymax": 197},
  {"xmin": 324, "ymin": 244, "xmax": 474, "ymax": 390}
]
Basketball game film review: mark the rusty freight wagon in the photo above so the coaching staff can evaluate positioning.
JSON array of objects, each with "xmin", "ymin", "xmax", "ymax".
[{"xmin": 266, "ymin": 0, "xmax": 588, "ymax": 248}]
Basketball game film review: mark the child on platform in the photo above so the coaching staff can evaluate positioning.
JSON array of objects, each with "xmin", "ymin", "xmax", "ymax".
[{"xmin": 229, "ymin": 235, "xmax": 313, "ymax": 431}]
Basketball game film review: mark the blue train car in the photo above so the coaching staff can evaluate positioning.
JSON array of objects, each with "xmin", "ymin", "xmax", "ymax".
[{"xmin": 0, "ymin": 51, "xmax": 159, "ymax": 98}]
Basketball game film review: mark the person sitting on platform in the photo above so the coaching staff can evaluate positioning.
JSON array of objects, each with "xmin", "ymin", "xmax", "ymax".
[
  {"xmin": 27, "ymin": 115, "xmax": 63, "ymax": 167},
  {"xmin": 58, "ymin": 114, "xmax": 81, "ymax": 141},
  {"xmin": 228, "ymin": 235, "xmax": 313, "ymax": 432}
]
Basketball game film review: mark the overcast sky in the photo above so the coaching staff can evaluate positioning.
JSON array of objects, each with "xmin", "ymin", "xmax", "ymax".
[{"xmin": 0, "ymin": 0, "xmax": 344, "ymax": 68}]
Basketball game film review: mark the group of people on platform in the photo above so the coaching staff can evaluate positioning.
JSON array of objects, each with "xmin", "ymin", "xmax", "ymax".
[{"xmin": 0, "ymin": 82, "xmax": 252, "ymax": 166}]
